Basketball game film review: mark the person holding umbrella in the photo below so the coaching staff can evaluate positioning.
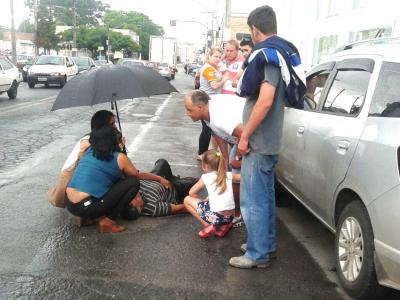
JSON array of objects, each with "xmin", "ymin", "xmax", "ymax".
[{"xmin": 64, "ymin": 115, "xmax": 172, "ymax": 233}]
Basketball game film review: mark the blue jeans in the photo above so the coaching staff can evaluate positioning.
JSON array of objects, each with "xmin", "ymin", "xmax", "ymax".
[{"xmin": 240, "ymin": 152, "xmax": 278, "ymax": 262}]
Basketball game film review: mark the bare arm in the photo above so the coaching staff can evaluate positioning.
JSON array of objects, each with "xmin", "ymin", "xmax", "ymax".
[
  {"xmin": 117, "ymin": 154, "xmax": 172, "ymax": 189},
  {"xmin": 231, "ymin": 68, "xmax": 244, "ymax": 88},
  {"xmin": 188, "ymin": 178, "xmax": 205, "ymax": 199},
  {"xmin": 209, "ymin": 73, "xmax": 229, "ymax": 90},
  {"xmin": 237, "ymin": 82, "xmax": 275, "ymax": 156}
]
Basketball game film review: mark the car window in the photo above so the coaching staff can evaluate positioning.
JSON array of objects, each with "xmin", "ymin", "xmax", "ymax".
[
  {"xmin": 369, "ymin": 62, "xmax": 400, "ymax": 118},
  {"xmin": 305, "ymin": 71, "xmax": 330, "ymax": 111},
  {"xmin": 322, "ymin": 69, "xmax": 371, "ymax": 116},
  {"xmin": 36, "ymin": 56, "xmax": 64, "ymax": 65},
  {"xmin": 0, "ymin": 58, "xmax": 14, "ymax": 70}
]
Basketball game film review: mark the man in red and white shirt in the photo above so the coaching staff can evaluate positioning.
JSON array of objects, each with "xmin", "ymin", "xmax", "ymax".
[{"xmin": 219, "ymin": 40, "xmax": 244, "ymax": 95}]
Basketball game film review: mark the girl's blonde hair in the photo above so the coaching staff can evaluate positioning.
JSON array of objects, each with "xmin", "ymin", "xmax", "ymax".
[
  {"xmin": 202, "ymin": 149, "xmax": 227, "ymax": 194},
  {"xmin": 207, "ymin": 48, "xmax": 222, "ymax": 61}
]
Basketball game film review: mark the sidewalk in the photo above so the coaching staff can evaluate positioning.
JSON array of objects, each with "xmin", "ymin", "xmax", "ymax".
[{"xmin": 0, "ymin": 77, "xmax": 342, "ymax": 299}]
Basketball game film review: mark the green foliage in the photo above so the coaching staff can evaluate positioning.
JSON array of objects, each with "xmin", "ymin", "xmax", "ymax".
[
  {"xmin": 24, "ymin": 0, "xmax": 59, "ymax": 51},
  {"xmin": 18, "ymin": 20, "xmax": 35, "ymax": 33},
  {"xmin": 59, "ymin": 27, "xmax": 140, "ymax": 58},
  {"xmin": 104, "ymin": 10, "xmax": 164, "ymax": 60}
]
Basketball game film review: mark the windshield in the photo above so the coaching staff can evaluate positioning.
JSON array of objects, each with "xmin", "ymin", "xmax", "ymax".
[
  {"xmin": 27, "ymin": 57, "xmax": 37, "ymax": 65},
  {"xmin": 35, "ymin": 56, "xmax": 64, "ymax": 65},
  {"xmin": 159, "ymin": 63, "xmax": 169, "ymax": 67},
  {"xmin": 73, "ymin": 57, "xmax": 90, "ymax": 66}
]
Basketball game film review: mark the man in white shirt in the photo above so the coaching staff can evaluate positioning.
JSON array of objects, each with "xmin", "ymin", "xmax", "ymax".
[{"xmin": 184, "ymin": 90, "xmax": 245, "ymax": 220}]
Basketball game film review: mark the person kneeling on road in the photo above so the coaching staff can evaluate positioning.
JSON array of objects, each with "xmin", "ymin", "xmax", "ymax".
[{"xmin": 184, "ymin": 149, "xmax": 240, "ymax": 238}]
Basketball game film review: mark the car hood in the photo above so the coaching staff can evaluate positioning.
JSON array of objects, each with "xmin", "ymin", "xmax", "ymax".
[{"xmin": 29, "ymin": 64, "xmax": 66, "ymax": 73}]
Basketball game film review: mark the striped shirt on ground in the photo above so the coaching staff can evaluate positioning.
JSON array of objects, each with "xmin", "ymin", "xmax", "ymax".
[{"xmin": 140, "ymin": 180, "xmax": 177, "ymax": 217}]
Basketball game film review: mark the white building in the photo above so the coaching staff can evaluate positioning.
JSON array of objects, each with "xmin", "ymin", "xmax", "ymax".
[{"xmin": 279, "ymin": 0, "xmax": 399, "ymax": 69}]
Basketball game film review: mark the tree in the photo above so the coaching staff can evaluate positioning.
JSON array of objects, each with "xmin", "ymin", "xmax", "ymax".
[
  {"xmin": 104, "ymin": 10, "xmax": 164, "ymax": 60},
  {"xmin": 59, "ymin": 27, "xmax": 140, "ymax": 58},
  {"xmin": 24, "ymin": 0, "xmax": 59, "ymax": 52},
  {"xmin": 18, "ymin": 19, "xmax": 35, "ymax": 33}
]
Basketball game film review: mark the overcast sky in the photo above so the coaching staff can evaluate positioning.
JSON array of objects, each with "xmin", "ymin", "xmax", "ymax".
[{"xmin": 1, "ymin": 0, "xmax": 270, "ymax": 47}]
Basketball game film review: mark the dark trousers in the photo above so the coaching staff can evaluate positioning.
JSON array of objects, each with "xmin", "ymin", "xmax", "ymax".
[
  {"xmin": 198, "ymin": 120, "xmax": 211, "ymax": 155},
  {"xmin": 66, "ymin": 177, "xmax": 140, "ymax": 221},
  {"xmin": 150, "ymin": 159, "xmax": 198, "ymax": 203}
]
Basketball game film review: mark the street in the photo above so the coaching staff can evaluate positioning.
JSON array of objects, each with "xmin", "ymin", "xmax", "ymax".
[{"xmin": 0, "ymin": 68, "xmax": 398, "ymax": 300}]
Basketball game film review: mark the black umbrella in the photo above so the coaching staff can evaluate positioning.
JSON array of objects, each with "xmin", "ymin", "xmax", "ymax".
[{"xmin": 51, "ymin": 65, "xmax": 177, "ymax": 131}]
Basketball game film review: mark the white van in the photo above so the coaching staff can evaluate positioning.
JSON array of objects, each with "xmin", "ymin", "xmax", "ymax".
[{"xmin": 27, "ymin": 55, "xmax": 78, "ymax": 88}]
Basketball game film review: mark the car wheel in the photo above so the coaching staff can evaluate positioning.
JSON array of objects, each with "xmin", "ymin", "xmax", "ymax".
[
  {"xmin": 7, "ymin": 81, "xmax": 18, "ymax": 99},
  {"xmin": 60, "ymin": 76, "xmax": 67, "ymax": 88},
  {"xmin": 28, "ymin": 82, "xmax": 35, "ymax": 89},
  {"xmin": 335, "ymin": 201, "xmax": 388, "ymax": 299}
]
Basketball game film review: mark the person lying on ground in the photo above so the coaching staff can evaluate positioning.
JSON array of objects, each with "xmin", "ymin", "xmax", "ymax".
[
  {"xmin": 126, "ymin": 159, "xmax": 198, "ymax": 218},
  {"xmin": 184, "ymin": 149, "xmax": 240, "ymax": 238}
]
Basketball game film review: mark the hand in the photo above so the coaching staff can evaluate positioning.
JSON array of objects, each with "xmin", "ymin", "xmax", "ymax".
[
  {"xmin": 237, "ymin": 136, "xmax": 250, "ymax": 156},
  {"xmin": 160, "ymin": 178, "xmax": 172, "ymax": 190},
  {"xmin": 132, "ymin": 193, "xmax": 144, "ymax": 210},
  {"xmin": 231, "ymin": 78, "xmax": 238, "ymax": 87}
]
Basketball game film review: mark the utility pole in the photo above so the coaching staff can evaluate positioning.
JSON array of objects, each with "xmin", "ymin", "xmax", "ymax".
[
  {"xmin": 34, "ymin": 0, "xmax": 38, "ymax": 55},
  {"xmin": 10, "ymin": 0, "xmax": 17, "ymax": 65},
  {"xmin": 72, "ymin": 0, "xmax": 77, "ymax": 56}
]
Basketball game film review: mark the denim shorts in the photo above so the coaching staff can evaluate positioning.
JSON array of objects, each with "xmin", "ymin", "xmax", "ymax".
[{"xmin": 196, "ymin": 200, "xmax": 233, "ymax": 226}]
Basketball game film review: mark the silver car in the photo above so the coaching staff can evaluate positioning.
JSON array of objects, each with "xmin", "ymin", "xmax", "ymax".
[{"xmin": 276, "ymin": 39, "xmax": 400, "ymax": 299}]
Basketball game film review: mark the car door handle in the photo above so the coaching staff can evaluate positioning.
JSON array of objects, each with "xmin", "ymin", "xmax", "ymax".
[
  {"xmin": 297, "ymin": 126, "xmax": 305, "ymax": 134},
  {"xmin": 337, "ymin": 141, "xmax": 350, "ymax": 150}
]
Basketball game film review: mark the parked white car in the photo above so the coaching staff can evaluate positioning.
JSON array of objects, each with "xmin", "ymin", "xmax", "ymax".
[
  {"xmin": 0, "ymin": 56, "xmax": 21, "ymax": 99},
  {"xmin": 27, "ymin": 55, "xmax": 78, "ymax": 88},
  {"xmin": 276, "ymin": 39, "xmax": 400, "ymax": 299}
]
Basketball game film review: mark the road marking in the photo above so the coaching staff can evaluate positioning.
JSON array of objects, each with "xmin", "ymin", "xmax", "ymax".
[
  {"xmin": 128, "ymin": 95, "xmax": 172, "ymax": 154},
  {"xmin": 0, "ymin": 96, "xmax": 56, "ymax": 115}
]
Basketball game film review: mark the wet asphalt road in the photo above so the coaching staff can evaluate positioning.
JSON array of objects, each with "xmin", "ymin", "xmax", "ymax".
[{"xmin": 1, "ymin": 68, "xmax": 396, "ymax": 299}]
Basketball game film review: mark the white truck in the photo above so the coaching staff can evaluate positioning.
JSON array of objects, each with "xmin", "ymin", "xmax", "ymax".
[{"xmin": 149, "ymin": 36, "xmax": 177, "ymax": 68}]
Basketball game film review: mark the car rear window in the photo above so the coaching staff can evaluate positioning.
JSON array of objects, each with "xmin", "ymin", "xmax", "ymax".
[{"xmin": 369, "ymin": 62, "xmax": 400, "ymax": 118}]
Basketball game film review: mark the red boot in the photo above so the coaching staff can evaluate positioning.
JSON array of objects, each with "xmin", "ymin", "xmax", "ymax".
[
  {"xmin": 198, "ymin": 224, "xmax": 216, "ymax": 238},
  {"xmin": 215, "ymin": 223, "xmax": 233, "ymax": 237}
]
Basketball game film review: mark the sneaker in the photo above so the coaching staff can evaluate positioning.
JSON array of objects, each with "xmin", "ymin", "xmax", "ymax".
[
  {"xmin": 240, "ymin": 243, "xmax": 277, "ymax": 259},
  {"xmin": 232, "ymin": 215, "xmax": 243, "ymax": 224},
  {"xmin": 229, "ymin": 256, "xmax": 270, "ymax": 269},
  {"xmin": 214, "ymin": 223, "xmax": 233, "ymax": 237}
]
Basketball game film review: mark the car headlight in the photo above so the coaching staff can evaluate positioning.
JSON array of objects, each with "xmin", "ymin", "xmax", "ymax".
[{"xmin": 50, "ymin": 72, "xmax": 62, "ymax": 76}]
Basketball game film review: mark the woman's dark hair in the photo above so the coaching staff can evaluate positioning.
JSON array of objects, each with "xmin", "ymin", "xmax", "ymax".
[
  {"xmin": 91, "ymin": 110, "xmax": 114, "ymax": 131},
  {"xmin": 89, "ymin": 126, "xmax": 121, "ymax": 161},
  {"xmin": 247, "ymin": 5, "xmax": 277, "ymax": 35}
]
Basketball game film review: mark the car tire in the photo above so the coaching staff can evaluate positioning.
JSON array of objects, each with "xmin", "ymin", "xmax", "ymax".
[
  {"xmin": 60, "ymin": 76, "xmax": 67, "ymax": 88},
  {"xmin": 28, "ymin": 82, "xmax": 35, "ymax": 89},
  {"xmin": 335, "ymin": 201, "xmax": 389, "ymax": 299},
  {"xmin": 7, "ymin": 81, "xmax": 18, "ymax": 99}
]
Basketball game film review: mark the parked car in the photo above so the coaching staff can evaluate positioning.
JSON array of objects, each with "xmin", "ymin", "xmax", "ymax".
[
  {"xmin": 157, "ymin": 62, "xmax": 173, "ymax": 81},
  {"xmin": 146, "ymin": 61, "xmax": 158, "ymax": 72},
  {"xmin": 16, "ymin": 54, "xmax": 32, "ymax": 69},
  {"xmin": 72, "ymin": 56, "xmax": 96, "ymax": 73},
  {"xmin": 117, "ymin": 59, "xmax": 146, "ymax": 67},
  {"xmin": 27, "ymin": 55, "xmax": 78, "ymax": 88},
  {"xmin": 276, "ymin": 38, "xmax": 400, "ymax": 299},
  {"xmin": 22, "ymin": 56, "xmax": 37, "ymax": 81},
  {"xmin": 0, "ymin": 56, "xmax": 21, "ymax": 99}
]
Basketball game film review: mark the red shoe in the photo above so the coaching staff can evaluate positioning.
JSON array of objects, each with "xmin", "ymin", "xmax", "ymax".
[
  {"xmin": 215, "ymin": 223, "xmax": 233, "ymax": 237},
  {"xmin": 98, "ymin": 217, "xmax": 126, "ymax": 233},
  {"xmin": 198, "ymin": 225, "xmax": 216, "ymax": 238}
]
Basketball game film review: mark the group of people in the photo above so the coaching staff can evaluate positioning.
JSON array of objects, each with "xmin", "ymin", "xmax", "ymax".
[{"xmin": 49, "ymin": 5, "xmax": 305, "ymax": 269}]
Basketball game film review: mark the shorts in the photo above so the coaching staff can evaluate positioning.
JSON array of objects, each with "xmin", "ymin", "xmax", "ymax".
[{"xmin": 196, "ymin": 200, "xmax": 233, "ymax": 226}]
